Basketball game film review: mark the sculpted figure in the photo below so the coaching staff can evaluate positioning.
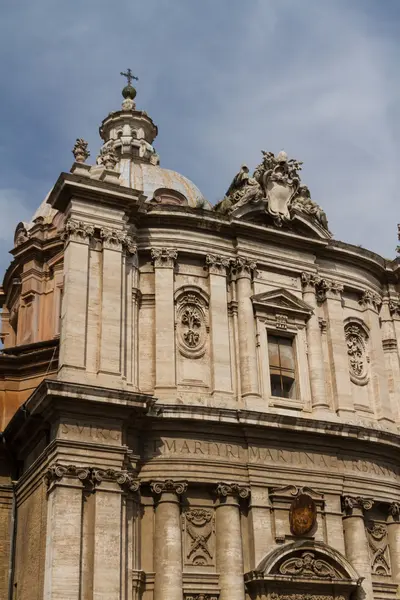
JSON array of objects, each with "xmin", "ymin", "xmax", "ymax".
[
  {"xmin": 292, "ymin": 185, "xmax": 329, "ymax": 230},
  {"xmin": 215, "ymin": 164, "xmax": 262, "ymax": 214}
]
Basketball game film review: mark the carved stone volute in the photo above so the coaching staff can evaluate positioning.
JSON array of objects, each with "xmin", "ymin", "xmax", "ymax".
[
  {"xmin": 342, "ymin": 495, "xmax": 373, "ymax": 515},
  {"xmin": 151, "ymin": 247, "xmax": 178, "ymax": 268},
  {"xmin": 215, "ymin": 482, "xmax": 250, "ymax": 499},
  {"xmin": 150, "ymin": 479, "xmax": 188, "ymax": 495}
]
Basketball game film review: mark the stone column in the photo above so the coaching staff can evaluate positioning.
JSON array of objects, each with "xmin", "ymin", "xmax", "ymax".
[
  {"xmin": 387, "ymin": 502, "xmax": 400, "ymax": 585},
  {"xmin": 232, "ymin": 257, "xmax": 260, "ymax": 406},
  {"xmin": 98, "ymin": 227, "xmax": 129, "ymax": 377},
  {"xmin": 151, "ymin": 248, "xmax": 178, "ymax": 398},
  {"xmin": 206, "ymin": 254, "xmax": 233, "ymax": 398},
  {"xmin": 59, "ymin": 219, "xmax": 94, "ymax": 376},
  {"xmin": 215, "ymin": 482, "xmax": 249, "ymax": 600},
  {"xmin": 301, "ymin": 273, "xmax": 330, "ymax": 413},
  {"xmin": 248, "ymin": 485, "xmax": 274, "ymax": 568},
  {"xmin": 359, "ymin": 291, "xmax": 395, "ymax": 426},
  {"xmin": 342, "ymin": 496, "xmax": 374, "ymax": 600},
  {"xmin": 380, "ymin": 298, "xmax": 400, "ymax": 422},
  {"xmin": 91, "ymin": 471, "xmax": 140, "ymax": 600},
  {"xmin": 320, "ymin": 278, "xmax": 354, "ymax": 417},
  {"xmin": 43, "ymin": 465, "xmax": 88, "ymax": 600},
  {"xmin": 151, "ymin": 479, "xmax": 187, "ymax": 600}
]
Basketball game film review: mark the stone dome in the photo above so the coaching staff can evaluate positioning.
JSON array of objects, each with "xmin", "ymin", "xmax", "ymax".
[{"xmin": 119, "ymin": 161, "xmax": 211, "ymax": 209}]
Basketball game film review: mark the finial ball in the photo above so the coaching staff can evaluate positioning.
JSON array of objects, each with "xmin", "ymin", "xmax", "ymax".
[{"xmin": 122, "ymin": 84, "xmax": 137, "ymax": 100}]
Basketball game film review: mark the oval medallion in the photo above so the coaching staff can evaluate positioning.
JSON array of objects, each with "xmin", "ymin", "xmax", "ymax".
[{"xmin": 289, "ymin": 493, "xmax": 316, "ymax": 536}]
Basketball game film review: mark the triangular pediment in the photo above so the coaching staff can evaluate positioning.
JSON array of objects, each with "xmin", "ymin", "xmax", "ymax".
[{"xmin": 251, "ymin": 288, "xmax": 313, "ymax": 319}]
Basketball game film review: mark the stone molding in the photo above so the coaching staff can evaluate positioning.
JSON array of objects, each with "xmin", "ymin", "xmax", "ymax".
[
  {"xmin": 358, "ymin": 289, "xmax": 382, "ymax": 312},
  {"xmin": 270, "ymin": 594, "xmax": 344, "ymax": 600},
  {"xmin": 205, "ymin": 253, "xmax": 231, "ymax": 275},
  {"xmin": 150, "ymin": 479, "xmax": 188, "ymax": 495},
  {"xmin": 61, "ymin": 218, "xmax": 95, "ymax": 244},
  {"xmin": 342, "ymin": 495, "xmax": 373, "ymax": 514},
  {"xmin": 215, "ymin": 482, "xmax": 250, "ymax": 499},
  {"xmin": 44, "ymin": 464, "xmax": 140, "ymax": 493},
  {"xmin": 151, "ymin": 247, "xmax": 178, "ymax": 268}
]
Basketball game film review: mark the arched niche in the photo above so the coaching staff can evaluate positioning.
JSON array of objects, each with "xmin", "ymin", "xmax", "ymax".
[{"xmin": 245, "ymin": 541, "xmax": 361, "ymax": 600}]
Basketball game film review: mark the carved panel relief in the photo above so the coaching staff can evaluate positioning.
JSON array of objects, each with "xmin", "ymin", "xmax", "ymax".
[
  {"xmin": 175, "ymin": 287, "xmax": 209, "ymax": 359},
  {"xmin": 183, "ymin": 508, "xmax": 215, "ymax": 568},
  {"xmin": 344, "ymin": 321, "xmax": 369, "ymax": 385},
  {"xmin": 366, "ymin": 521, "xmax": 391, "ymax": 576}
]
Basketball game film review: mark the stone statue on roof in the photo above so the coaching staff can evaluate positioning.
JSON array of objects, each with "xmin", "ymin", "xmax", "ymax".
[{"xmin": 215, "ymin": 150, "xmax": 329, "ymax": 232}]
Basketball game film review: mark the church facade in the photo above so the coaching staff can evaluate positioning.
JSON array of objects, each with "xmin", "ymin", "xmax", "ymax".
[{"xmin": 0, "ymin": 75, "xmax": 399, "ymax": 600}]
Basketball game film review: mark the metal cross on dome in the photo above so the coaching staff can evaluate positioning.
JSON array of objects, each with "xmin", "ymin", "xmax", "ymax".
[{"xmin": 120, "ymin": 68, "xmax": 139, "ymax": 86}]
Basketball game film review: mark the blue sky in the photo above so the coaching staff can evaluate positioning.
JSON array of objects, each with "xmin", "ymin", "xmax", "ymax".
[{"xmin": 1, "ymin": 0, "xmax": 400, "ymax": 278}]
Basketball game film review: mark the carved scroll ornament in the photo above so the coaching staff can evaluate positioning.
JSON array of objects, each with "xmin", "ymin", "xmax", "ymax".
[
  {"xmin": 175, "ymin": 289, "xmax": 209, "ymax": 359},
  {"xmin": 44, "ymin": 464, "xmax": 140, "ymax": 492},
  {"xmin": 215, "ymin": 482, "xmax": 250, "ymax": 499},
  {"xmin": 344, "ymin": 321, "xmax": 369, "ymax": 385},
  {"xmin": 150, "ymin": 479, "xmax": 188, "ymax": 495},
  {"xmin": 279, "ymin": 551, "xmax": 341, "ymax": 579}
]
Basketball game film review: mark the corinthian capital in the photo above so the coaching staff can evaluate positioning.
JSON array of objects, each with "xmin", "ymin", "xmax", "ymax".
[
  {"xmin": 230, "ymin": 256, "xmax": 257, "ymax": 279},
  {"xmin": 301, "ymin": 272, "xmax": 321, "ymax": 292},
  {"xmin": 205, "ymin": 253, "xmax": 231, "ymax": 275},
  {"xmin": 359, "ymin": 290, "xmax": 382, "ymax": 312},
  {"xmin": 215, "ymin": 482, "xmax": 250, "ymax": 499},
  {"xmin": 151, "ymin": 247, "xmax": 178, "ymax": 268},
  {"xmin": 342, "ymin": 495, "xmax": 373, "ymax": 514},
  {"xmin": 100, "ymin": 227, "xmax": 126, "ymax": 251},
  {"xmin": 61, "ymin": 219, "xmax": 95, "ymax": 244},
  {"xmin": 150, "ymin": 479, "xmax": 188, "ymax": 495},
  {"xmin": 317, "ymin": 278, "xmax": 343, "ymax": 302}
]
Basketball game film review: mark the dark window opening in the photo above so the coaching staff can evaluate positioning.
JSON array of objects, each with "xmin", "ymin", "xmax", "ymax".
[{"xmin": 268, "ymin": 334, "xmax": 297, "ymax": 399}]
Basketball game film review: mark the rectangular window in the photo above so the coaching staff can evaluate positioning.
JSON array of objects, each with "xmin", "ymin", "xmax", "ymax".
[{"xmin": 268, "ymin": 334, "xmax": 297, "ymax": 399}]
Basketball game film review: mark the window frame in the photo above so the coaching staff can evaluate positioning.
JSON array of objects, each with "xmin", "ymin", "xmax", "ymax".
[{"xmin": 251, "ymin": 288, "xmax": 313, "ymax": 411}]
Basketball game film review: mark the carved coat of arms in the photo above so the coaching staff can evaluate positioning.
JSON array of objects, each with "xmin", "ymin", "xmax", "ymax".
[
  {"xmin": 289, "ymin": 493, "xmax": 317, "ymax": 536},
  {"xmin": 216, "ymin": 150, "xmax": 329, "ymax": 232}
]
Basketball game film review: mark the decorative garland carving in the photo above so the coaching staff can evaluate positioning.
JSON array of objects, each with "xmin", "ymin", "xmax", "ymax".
[
  {"xmin": 183, "ymin": 508, "xmax": 215, "ymax": 567},
  {"xmin": 366, "ymin": 521, "xmax": 391, "ymax": 576},
  {"xmin": 344, "ymin": 321, "xmax": 369, "ymax": 385},
  {"xmin": 175, "ymin": 288, "xmax": 209, "ymax": 359},
  {"xmin": 279, "ymin": 551, "xmax": 341, "ymax": 579}
]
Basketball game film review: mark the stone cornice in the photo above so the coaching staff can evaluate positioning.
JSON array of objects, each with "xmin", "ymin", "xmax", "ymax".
[{"xmin": 147, "ymin": 403, "xmax": 400, "ymax": 450}]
